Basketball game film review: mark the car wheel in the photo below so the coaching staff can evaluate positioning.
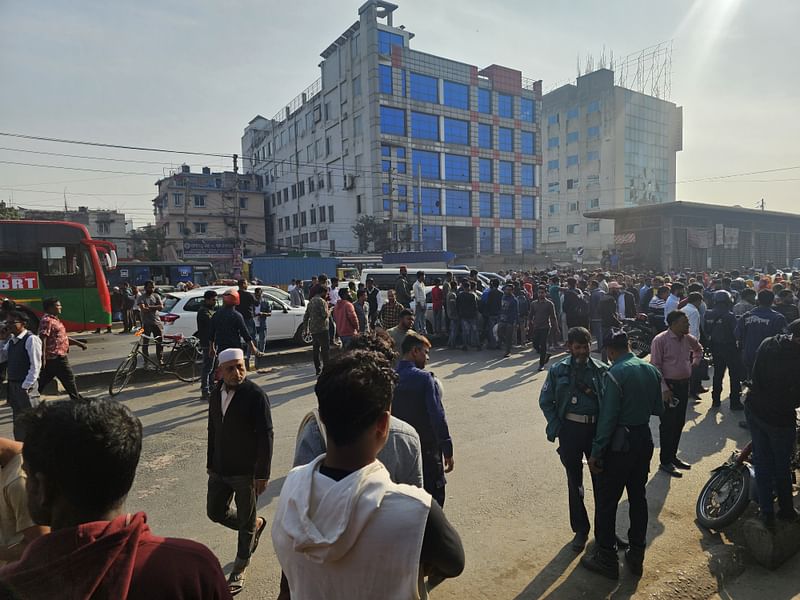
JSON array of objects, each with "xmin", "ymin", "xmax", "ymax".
[{"xmin": 294, "ymin": 324, "xmax": 312, "ymax": 346}]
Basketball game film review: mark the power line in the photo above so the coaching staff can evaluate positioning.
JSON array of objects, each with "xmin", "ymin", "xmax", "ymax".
[
  {"xmin": 0, "ymin": 160, "xmax": 162, "ymax": 177},
  {"xmin": 0, "ymin": 187, "xmax": 154, "ymax": 197},
  {"xmin": 0, "ymin": 146, "xmax": 229, "ymax": 168}
]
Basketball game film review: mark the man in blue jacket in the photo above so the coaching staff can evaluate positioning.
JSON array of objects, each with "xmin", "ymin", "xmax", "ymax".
[
  {"xmin": 498, "ymin": 284, "xmax": 519, "ymax": 358},
  {"xmin": 539, "ymin": 327, "xmax": 608, "ymax": 552},
  {"xmin": 735, "ymin": 289, "xmax": 787, "ymax": 379}
]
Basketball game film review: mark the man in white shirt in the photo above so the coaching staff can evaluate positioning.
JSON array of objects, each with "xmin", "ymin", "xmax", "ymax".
[
  {"xmin": 0, "ymin": 311, "xmax": 43, "ymax": 441},
  {"xmin": 684, "ymin": 292, "xmax": 708, "ymax": 400},
  {"xmin": 412, "ymin": 271, "xmax": 427, "ymax": 334},
  {"xmin": 663, "ymin": 282, "xmax": 685, "ymax": 326}
]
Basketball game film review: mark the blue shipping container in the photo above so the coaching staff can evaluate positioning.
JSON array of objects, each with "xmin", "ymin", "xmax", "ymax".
[{"xmin": 250, "ymin": 256, "xmax": 340, "ymax": 287}]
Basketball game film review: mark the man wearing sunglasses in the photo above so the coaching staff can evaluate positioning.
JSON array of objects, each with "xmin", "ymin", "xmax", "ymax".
[{"xmin": 0, "ymin": 312, "xmax": 43, "ymax": 441}]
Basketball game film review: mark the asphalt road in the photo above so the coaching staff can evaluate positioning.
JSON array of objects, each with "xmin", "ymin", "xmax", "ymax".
[{"xmin": 3, "ymin": 346, "xmax": 798, "ymax": 600}]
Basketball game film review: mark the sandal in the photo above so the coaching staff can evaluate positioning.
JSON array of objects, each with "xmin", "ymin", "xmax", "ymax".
[
  {"xmin": 228, "ymin": 570, "xmax": 246, "ymax": 596},
  {"xmin": 251, "ymin": 516, "xmax": 267, "ymax": 555}
]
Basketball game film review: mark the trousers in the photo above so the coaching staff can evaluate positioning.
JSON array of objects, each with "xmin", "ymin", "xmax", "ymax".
[
  {"xmin": 206, "ymin": 472, "xmax": 258, "ymax": 561},
  {"xmin": 201, "ymin": 346, "xmax": 216, "ymax": 397},
  {"xmin": 6, "ymin": 382, "xmax": 40, "ymax": 441},
  {"xmin": 659, "ymin": 379, "xmax": 689, "ymax": 466},
  {"xmin": 498, "ymin": 322, "xmax": 515, "ymax": 354},
  {"xmin": 557, "ymin": 420, "xmax": 597, "ymax": 535},
  {"xmin": 594, "ymin": 424, "xmax": 653, "ymax": 550},
  {"xmin": 532, "ymin": 327, "xmax": 550, "ymax": 367},
  {"xmin": 745, "ymin": 405, "xmax": 796, "ymax": 517},
  {"xmin": 312, "ymin": 331, "xmax": 330, "ymax": 372},
  {"xmin": 711, "ymin": 347, "xmax": 742, "ymax": 403},
  {"xmin": 38, "ymin": 355, "xmax": 81, "ymax": 400}
]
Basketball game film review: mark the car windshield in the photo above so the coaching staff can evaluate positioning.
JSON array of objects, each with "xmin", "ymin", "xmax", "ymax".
[
  {"xmin": 163, "ymin": 296, "xmax": 180, "ymax": 312},
  {"xmin": 265, "ymin": 287, "xmax": 290, "ymax": 301}
]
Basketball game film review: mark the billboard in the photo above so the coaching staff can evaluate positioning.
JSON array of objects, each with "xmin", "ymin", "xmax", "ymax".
[
  {"xmin": 183, "ymin": 239, "xmax": 235, "ymax": 257},
  {"xmin": 0, "ymin": 272, "xmax": 40, "ymax": 291}
]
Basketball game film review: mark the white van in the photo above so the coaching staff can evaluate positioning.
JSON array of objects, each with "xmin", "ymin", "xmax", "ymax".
[{"xmin": 359, "ymin": 268, "xmax": 488, "ymax": 333}]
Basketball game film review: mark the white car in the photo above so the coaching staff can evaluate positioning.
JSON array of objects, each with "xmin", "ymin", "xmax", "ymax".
[{"xmin": 160, "ymin": 286, "xmax": 311, "ymax": 345}]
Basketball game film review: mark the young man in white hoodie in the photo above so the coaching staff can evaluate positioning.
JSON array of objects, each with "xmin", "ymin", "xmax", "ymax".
[{"xmin": 272, "ymin": 349, "xmax": 465, "ymax": 600}]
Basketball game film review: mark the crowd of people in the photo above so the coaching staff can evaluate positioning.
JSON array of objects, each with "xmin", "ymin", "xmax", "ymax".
[{"xmin": 0, "ymin": 264, "xmax": 797, "ymax": 597}]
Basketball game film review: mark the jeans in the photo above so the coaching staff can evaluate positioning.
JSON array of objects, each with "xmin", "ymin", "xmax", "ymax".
[
  {"xmin": 745, "ymin": 405, "xmax": 796, "ymax": 517},
  {"xmin": 557, "ymin": 420, "xmax": 597, "ymax": 535},
  {"xmin": 38, "ymin": 355, "xmax": 81, "ymax": 400},
  {"xmin": 6, "ymin": 382, "xmax": 40, "ymax": 441},
  {"xmin": 659, "ymin": 379, "xmax": 689, "ymax": 466},
  {"xmin": 498, "ymin": 322, "xmax": 515, "ymax": 354},
  {"xmin": 486, "ymin": 315, "xmax": 500, "ymax": 349},
  {"xmin": 256, "ymin": 320, "xmax": 267, "ymax": 352},
  {"xmin": 339, "ymin": 335, "xmax": 353, "ymax": 349},
  {"xmin": 201, "ymin": 346, "xmax": 216, "ymax": 397},
  {"xmin": 460, "ymin": 318, "xmax": 478, "ymax": 348},
  {"xmin": 448, "ymin": 318, "xmax": 461, "ymax": 347},
  {"xmin": 532, "ymin": 327, "xmax": 550, "ymax": 368},
  {"xmin": 433, "ymin": 308, "xmax": 443, "ymax": 334},
  {"xmin": 206, "ymin": 472, "xmax": 258, "ymax": 561},
  {"xmin": 594, "ymin": 425, "xmax": 653, "ymax": 550},
  {"xmin": 312, "ymin": 331, "xmax": 330, "ymax": 372},
  {"xmin": 711, "ymin": 347, "xmax": 742, "ymax": 403},
  {"xmin": 414, "ymin": 305, "xmax": 427, "ymax": 334},
  {"xmin": 243, "ymin": 318, "xmax": 257, "ymax": 361},
  {"xmin": 141, "ymin": 322, "xmax": 164, "ymax": 364}
]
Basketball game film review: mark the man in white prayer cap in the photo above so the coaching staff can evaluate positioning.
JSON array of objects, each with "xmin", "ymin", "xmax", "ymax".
[{"xmin": 206, "ymin": 347, "xmax": 274, "ymax": 596}]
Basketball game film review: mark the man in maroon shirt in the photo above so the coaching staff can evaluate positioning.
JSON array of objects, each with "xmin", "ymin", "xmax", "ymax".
[{"xmin": 0, "ymin": 399, "xmax": 231, "ymax": 599}]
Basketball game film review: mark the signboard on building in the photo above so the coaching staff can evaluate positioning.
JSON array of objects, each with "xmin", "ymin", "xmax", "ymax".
[
  {"xmin": 0, "ymin": 272, "xmax": 40, "ymax": 291},
  {"xmin": 614, "ymin": 233, "xmax": 636, "ymax": 245},
  {"xmin": 183, "ymin": 239, "xmax": 235, "ymax": 257}
]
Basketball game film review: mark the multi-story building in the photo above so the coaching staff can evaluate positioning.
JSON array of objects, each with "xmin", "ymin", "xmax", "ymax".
[
  {"xmin": 541, "ymin": 68, "xmax": 683, "ymax": 259},
  {"xmin": 21, "ymin": 206, "xmax": 133, "ymax": 258},
  {"xmin": 152, "ymin": 165, "xmax": 266, "ymax": 275},
  {"xmin": 242, "ymin": 0, "xmax": 542, "ymax": 260}
]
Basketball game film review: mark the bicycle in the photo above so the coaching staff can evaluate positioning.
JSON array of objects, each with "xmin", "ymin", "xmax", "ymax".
[{"xmin": 109, "ymin": 332, "xmax": 203, "ymax": 396}]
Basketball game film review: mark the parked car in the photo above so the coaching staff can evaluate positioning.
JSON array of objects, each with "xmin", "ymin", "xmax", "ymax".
[{"xmin": 160, "ymin": 286, "xmax": 311, "ymax": 345}]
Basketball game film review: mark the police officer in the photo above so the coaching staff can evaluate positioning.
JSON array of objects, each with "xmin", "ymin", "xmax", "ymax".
[
  {"xmin": 581, "ymin": 329, "xmax": 663, "ymax": 580},
  {"xmin": 539, "ymin": 327, "xmax": 608, "ymax": 552},
  {"xmin": 704, "ymin": 290, "xmax": 743, "ymax": 410}
]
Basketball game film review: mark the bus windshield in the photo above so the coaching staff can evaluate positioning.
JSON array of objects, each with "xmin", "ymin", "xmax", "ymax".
[{"xmin": 0, "ymin": 220, "xmax": 113, "ymax": 332}]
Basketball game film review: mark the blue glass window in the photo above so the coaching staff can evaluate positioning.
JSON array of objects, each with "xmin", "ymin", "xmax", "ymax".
[
  {"xmin": 398, "ymin": 201, "xmax": 408, "ymax": 212},
  {"xmin": 378, "ymin": 31, "xmax": 404, "ymax": 55},
  {"xmin": 499, "ymin": 193, "xmax": 513, "ymax": 218},
  {"xmin": 479, "ymin": 192, "xmax": 493, "ymax": 217},
  {"xmin": 478, "ymin": 158, "xmax": 492, "ymax": 183},
  {"xmin": 588, "ymin": 125, "xmax": 600, "ymax": 139},
  {"xmin": 443, "ymin": 117, "xmax": 469, "ymax": 145},
  {"xmin": 587, "ymin": 100, "xmax": 600, "ymax": 114},
  {"xmin": 411, "ymin": 111, "xmax": 439, "ymax": 140},
  {"xmin": 566, "ymin": 106, "xmax": 579, "ymax": 119},
  {"xmin": 548, "ymin": 137, "xmax": 559, "ymax": 149},
  {"xmin": 410, "ymin": 72, "xmax": 438, "ymax": 103},
  {"xmin": 396, "ymin": 147, "xmax": 406, "ymax": 158},
  {"xmin": 398, "ymin": 184, "xmax": 407, "ymax": 196},
  {"xmin": 498, "ymin": 93, "xmax": 513, "ymax": 118},
  {"xmin": 382, "ymin": 183, "xmax": 391, "ymax": 195},
  {"xmin": 446, "ymin": 189, "xmax": 471, "ymax": 216},
  {"xmin": 522, "ymin": 228, "xmax": 535, "ymax": 251},
  {"xmin": 443, "ymin": 80, "xmax": 469, "ymax": 110},
  {"xmin": 380, "ymin": 106, "xmax": 405, "ymax": 136},
  {"xmin": 412, "ymin": 149, "xmax": 440, "ymax": 179},
  {"xmin": 521, "ymin": 195, "xmax": 535, "ymax": 219},
  {"xmin": 566, "ymin": 131, "xmax": 579, "ymax": 144},
  {"xmin": 478, "ymin": 123, "xmax": 492, "ymax": 149},
  {"xmin": 382, "ymin": 160, "xmax": 391, "ymax": 173},
  {"xmin": 498, "ymin": 127, "xmax": 514, "ymax": 152},
  {"xmin": 499, "ymin": 227, "xmax": 514, "ymax": 253},
  {"xmin": 379, "ymin": 64, "xmax": 393, "ymax": 94},
  {"xmin": 520, "ymin": 97, "xmax": 535, "ymax": 122},
  {"xmin": 521, "ymin": 164, "xmax": 535, "ymax": 187},
  {"xmin": 480, "ymin": 227, "xmax": 494, "ymax": 253},
  {"xmin": 498, "ymin": 160, "xmax": 513, "ymax": 184},
  {"xmin": 567, "ymin": 154, "xmax": 579, "ymax": 167},
  {"xmin": 444, "ymin": 154, "xmax": 470, "ymax": 181},
  {"xmin": 547, "ymin": 159, "xmax": 559, "ymax": 170},
  {"xmin": 547, "ymin": 114, "xmax": 559, "ymax": 125},
  {"xmin": 400, "ymin": 69, "xmax": 407, "ymax": 97},
  {"xmin": 383, "ymin": 199, "xmax": 391, "ymax": 211},
  {"xmin": 478, "ymin": 88, "xmax": 492, "ymax": 114},
  {"xmin": 396, "ymin": 161, "xmax": 407, "ymax": 174},
  {"xmin": 420, "ymin": 225, "xmax": 443, "ymax": 251},
  {"xmin": 521, "ymin": 131, "xmax": 535, "ymax": 155},
  {"xmin": 414, "ymin": 187, "xmax": 441, "ymax": 215},
  {"xmin": 586, "ymin": 150, "xmax": 599, "ymax": 161},
  {"xmin": 381, "ymin": 145, "xmax": 391, "ymax": 157}
]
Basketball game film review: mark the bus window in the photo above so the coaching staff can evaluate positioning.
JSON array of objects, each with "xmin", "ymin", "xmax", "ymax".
[
  {"xmin": 39, "ymin": 245, "xmax": 86, "ymax": 289},
  {"xmin": 82, "ymin": 249, "xmax": 96, "ymax": 287}
]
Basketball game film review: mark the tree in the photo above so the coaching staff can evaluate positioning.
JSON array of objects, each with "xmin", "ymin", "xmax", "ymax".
[
  {"xmin": 129, "ymin": 225, "xmax": 165, "ymax": 261},
  {"xmin": 0, "ymin": 202, "xmax": 21, "ymax": 220},
  {"xmin": 352, "ymin": 215, "xmax": 390, "ymax": 253}
]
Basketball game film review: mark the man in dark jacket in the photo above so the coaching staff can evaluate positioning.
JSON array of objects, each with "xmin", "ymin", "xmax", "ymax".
[
  {"xmin": 744, "ymin": 319, "xmax": 800, "ymax": 527},
  {"xmin": 235, "ymin": 280, "xmax": 259, "ymax": 369},
  {"xmin": 704, "ymin": 290, "xmax": 742, "ymax": 410},
  {"xmin": 207, "ymin": 347, "xmax": 273, "ymax": 595},
  {"xmin": 456, "ymin": 280, "xmax": 480, "ymax": 351},
  {"xmin": 394, "ymin": 266, "xmax": 412, "ymax": 308},
  {"xmin": 197, "ymin": 290, "xmax": 217, "ymax": 402},
  {"xmin": 483, "ymin": 279, "xmax": 503, "ymax": 350},
  {"xmin": 563, "ymin": 278, "xmax": 589, "ymax": 330},
  {"xmin": 775, "ymin": 289, "xmax": 800, "ymax": 324},
  {"xmin": 497, "ymin": 284, "xmax": 519, "ymax": 357},
  {"xmin": 209, "ymin": 289, "xmax": 259, "ymax": 360},
  {"xmin": 735, "ymin": 289, "xmax": 788, "ymax": 378}
]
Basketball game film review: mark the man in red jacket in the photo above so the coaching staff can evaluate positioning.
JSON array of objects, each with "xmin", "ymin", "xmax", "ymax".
[{"xmin": 0, "ymin": 399, "xmax": 231, "ymax": 599}]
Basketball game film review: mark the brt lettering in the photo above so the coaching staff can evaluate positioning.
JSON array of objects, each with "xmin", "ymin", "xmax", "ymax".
[{"xmin": 0, "ymin": 272, "xmax": 40, "ymax": 290}]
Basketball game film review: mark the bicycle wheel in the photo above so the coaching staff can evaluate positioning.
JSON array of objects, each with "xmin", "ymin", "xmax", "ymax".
[
  {"xmin": 169, "ymin": 343, "xmax": 202, "ymax": 383},
  {"xmin": 109, "ymin": 351, "xmax": 138, "ymax": 396}
]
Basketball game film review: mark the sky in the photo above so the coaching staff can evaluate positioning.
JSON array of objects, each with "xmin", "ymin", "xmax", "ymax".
[{"xmin": 0, "ymin": 0, "xmax": 797, "ymax": 227}]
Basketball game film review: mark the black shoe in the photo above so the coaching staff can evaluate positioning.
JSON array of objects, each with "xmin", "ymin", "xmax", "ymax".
[
  {"xmin": 659, "ymin": 463, "xmax": 683, "ymax": 478},
  {"xmin": 538, "ymin": 365, "xmax": 546, "ymax": 372},
  {"xmin": 730, "ymin": 400, "xmax": 744, "ymax": 411},
  {"xmin": 570, "ymin": 531, "xmax": 589, "ymax": 552},
  {"xmin": 624, "ymin": 546, "xmax": 645, "ymax": 577},
  {"xmin": 711, "ymin": 398, "xmax": 721, "ymax": 408},
  {"xmin": 544, "ymin": 353, "xmax": 552, "ymax": 364},
  {"xmin": 580, "ymin": 548, "xmax": 619, "ymax": 580},
  {"xmin": 672, "ymin": 458, "xmax": 691, "ymax": 470},
  {"xmin": 503, "ymin": 352, "xmax": 511, "ymax": 358}
]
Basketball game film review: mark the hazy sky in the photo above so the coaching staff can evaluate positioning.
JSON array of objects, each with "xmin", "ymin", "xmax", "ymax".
[{"xmin": 1, "ymin": 0, "xmax": 797, "ymax": 226}]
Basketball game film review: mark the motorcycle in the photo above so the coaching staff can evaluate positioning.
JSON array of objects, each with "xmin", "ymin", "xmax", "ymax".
[
  {"xmin": 696, "ymin": 417, "xmax": 800, "ymax": 530},
  {"xmin": 623, "ymin": 318, "xmax": 655, "ymax": 358}
]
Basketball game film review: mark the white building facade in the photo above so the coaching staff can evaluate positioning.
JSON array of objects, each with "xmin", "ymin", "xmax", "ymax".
[
  {"xmin": 541, "ymin": 68, "xmax": 682, "ymax": 260},
  {"xmin": 242, "ymin": 0, "xmax": 542, "ymax": 260}
]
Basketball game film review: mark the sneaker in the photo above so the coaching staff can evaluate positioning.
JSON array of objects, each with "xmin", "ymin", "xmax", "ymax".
[
  {"xmin": 570, "ymin": 531, "xmax": 589, "ymax": 552},
  {"xmin": 580, "ymin": 548, "xmax": 619, "ymax": 580}
]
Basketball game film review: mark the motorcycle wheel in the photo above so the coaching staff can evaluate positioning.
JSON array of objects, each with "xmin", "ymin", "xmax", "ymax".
[
  {"xmin": 627, "ymin": 330, "xmax": 651, "ymax": 358},
  {"xmin": 695, "ymin": 465, "xmax": 751, "ymax": 530}
]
